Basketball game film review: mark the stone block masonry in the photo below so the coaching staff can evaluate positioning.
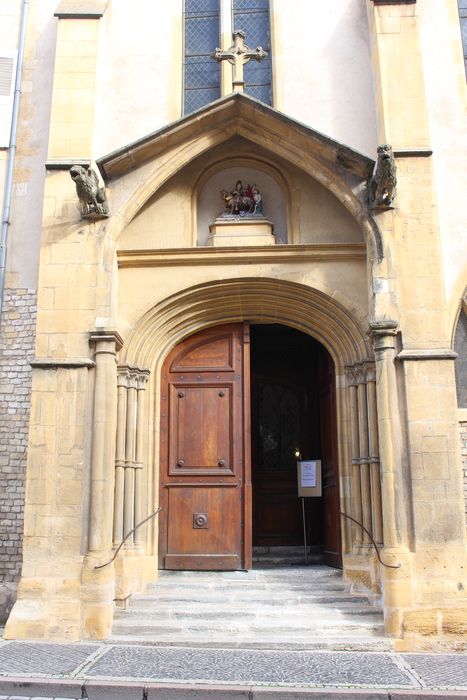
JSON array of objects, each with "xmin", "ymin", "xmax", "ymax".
[{"xmin": 0, "ymin": 288, "xmax": 37, "ymax": 622}]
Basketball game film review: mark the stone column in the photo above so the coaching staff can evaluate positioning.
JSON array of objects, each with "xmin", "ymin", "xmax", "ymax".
[
  {"xmin": 88, "ymin": 332, "xmax": 122, "ymax": 553},
  {"xmin": 113, "ymin": 366, "xmax": 128, "ymax": 546},
  {"xmin": 124, "ymin": 368, "xmax": 138, "ymax": 545},
  {"xmin": 368, "ymin": 321, "xmax": 403, "ymax": 549},
  {"xmin": 134, "ymin": 370, "xmax": 150, "ymax": 550},
  {"xmin": 366, "ymin": 362, "xmax": 383, "ymax": 545},
  {"xmin": 356, "ymin": 364, "xmax": 372, "ymax": 547},
  {"xmin": 346, "ymin": 366, "xmax": 363, "ymax": 548},
  {"xmin": 81, "ymin": 330, "xmax": 122, "ymax": 641}
]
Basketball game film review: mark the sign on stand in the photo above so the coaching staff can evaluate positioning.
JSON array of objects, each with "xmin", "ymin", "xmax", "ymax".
[
  {"xmin": 297, "ymin": 459, "xmax": 322, "ymax": 498},
  {"xmin": 297, "ymin": 459, "xmax": 322, "ymax": 564}
]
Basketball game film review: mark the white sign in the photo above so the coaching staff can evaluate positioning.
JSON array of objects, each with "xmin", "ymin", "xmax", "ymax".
[{"xmin": 300, "ymin": 460, "xmax": 317, "ymax": 488}]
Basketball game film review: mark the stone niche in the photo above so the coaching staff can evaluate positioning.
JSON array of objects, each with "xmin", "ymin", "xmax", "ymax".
[{"xmin": 197, "ymin": 166, "xmax": 287, "ymax": 246}]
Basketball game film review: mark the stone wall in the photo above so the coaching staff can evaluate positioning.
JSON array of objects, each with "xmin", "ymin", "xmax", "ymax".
[{"xmin": 0, "ymin": 288, "xmax": 36, "ymax": 621}]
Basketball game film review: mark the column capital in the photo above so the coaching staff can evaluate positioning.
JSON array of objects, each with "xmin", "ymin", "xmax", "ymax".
[
  {"xmin": 364, "ymin": 361, "xmax": 377, "ymax": 383},
  {"xmin": 354, "ymin": 363, "xmax": 367, "ymax": 386},
  {"xmin": 368, "ymin": 320, "xmax": 398, "ymax": 353},
  {"xmin": 368, "ymin": 319, "xmax": 398, "ymax": 336},
  {"xmin": 136, "ymin": 370, "xmax": 150, "ymax": 390},
  {"xmin": 89, "ymin": 330, "xmax": 123, "ymax": 353},
  {"xmin": 345, "ymin": 365, "xmax": 359, "ymax": 387}
]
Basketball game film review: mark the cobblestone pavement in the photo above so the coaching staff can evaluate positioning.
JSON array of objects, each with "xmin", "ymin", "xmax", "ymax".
[{"xmin": 0, "ymin": 641, "xmax": 465, "ymax": 698}]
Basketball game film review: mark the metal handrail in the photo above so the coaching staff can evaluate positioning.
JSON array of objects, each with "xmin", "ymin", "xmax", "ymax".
[
  {"xmin": 340, "ymin": 511, "xmax": 400, "ymax": 569},
  {"xmin": 95, "ymin": 506, "xmax": 162, "ymax": 570}
]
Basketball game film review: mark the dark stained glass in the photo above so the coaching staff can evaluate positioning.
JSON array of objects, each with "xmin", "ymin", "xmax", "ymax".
[
  {"xmin": 257, "ymin": 383, "xmax": 300, "ymax": 471},
  {"xmin": 184, "ymin": 0, "xmax": 221, "ymax": 115},
  {"xmin": 233, "ymin": 1, "xmax": 272, "ymax": 105},
  {"xmin": 455, "ymin": 309, "xmax": 467, "ymax": 408}
]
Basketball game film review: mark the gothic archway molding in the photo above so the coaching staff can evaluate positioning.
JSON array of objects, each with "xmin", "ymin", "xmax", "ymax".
[
  {"xmin": 120, "ymin": 277, "xmax": 372, "ymax": 373},
  {"xmin": 98, "ymin": 94, "xmax": 382, "ymax": 260}
]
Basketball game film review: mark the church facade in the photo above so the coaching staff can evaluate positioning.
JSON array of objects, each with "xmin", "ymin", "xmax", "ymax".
[{"xmin": 0, "ymin": 0, "xmax": 466, "ymax": 650}]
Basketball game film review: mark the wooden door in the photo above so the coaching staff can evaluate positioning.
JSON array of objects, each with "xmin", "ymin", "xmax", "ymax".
[
  {"xmin": 159, "ymin": 324, "xmax": 251, "ymax": 570},
  {"xmin": 319, "ymin": 348, "xmax": 342, "ymax": 568}
]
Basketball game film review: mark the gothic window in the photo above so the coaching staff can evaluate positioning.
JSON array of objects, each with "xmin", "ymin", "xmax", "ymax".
[
  {"xmin": 184, "ymin": 0, "xmax": 221, "ymax": 115},
  {"xmin": 459, "ymin": 0, "xmax": 467, "ymax": 76},
  {"xmin": 183, "ymin": 0, "xmax": 272, "ymax": 115},
  {"xmin": 232, "ymin": 0, "xmax": 272, "ymax": 105}
]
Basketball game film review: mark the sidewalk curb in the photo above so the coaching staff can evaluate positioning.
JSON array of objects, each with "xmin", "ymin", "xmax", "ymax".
[{"xmin": 0, "ymin": 678, "xmax": 466, "ymax": 700}]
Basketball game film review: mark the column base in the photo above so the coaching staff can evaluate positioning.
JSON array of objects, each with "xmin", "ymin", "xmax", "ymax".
[
  {"xmin": 4, "ymin": 576, "xmax": 82, "ymax": 641},
  {"xmin": 343, "ymin": 551, "xmax": 382, "ymax": 596},
  {"xmin": 114, "ymin": 551, "xmax": 158, "ymax": 600},
  {"xmin": 80, "ymin": 553, "xmax": 115, "ymax": 640},
  {"xmin": 381, "ymin": 545, "xmax": 467, "ymax": 651}
]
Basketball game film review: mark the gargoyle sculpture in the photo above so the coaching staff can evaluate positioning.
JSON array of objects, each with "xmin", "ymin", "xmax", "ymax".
[
  {"xmin": 370, "ymin": 144, "xmax": 397, "ymax": 207},
  {"xmin": 70, "ymin": 165, "xmax": 109, "ymax": 219}
]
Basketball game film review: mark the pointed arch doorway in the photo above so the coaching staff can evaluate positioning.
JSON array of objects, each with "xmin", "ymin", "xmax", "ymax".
[{"xmin": 158, "ymin": 321, "xmax": 342, "ymax": 571}]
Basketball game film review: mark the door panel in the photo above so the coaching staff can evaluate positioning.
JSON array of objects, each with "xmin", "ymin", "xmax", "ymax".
[
  {"xmin": 165, "ymin": 485, "xmax": 240, "ymax": 569},
  {"xmin": 169, "ymin": 384, "xmax": 234, "ymax": 475},
  {"xmin": 160, "ymin": 324, "xmax": 248, "ymax": 570}
]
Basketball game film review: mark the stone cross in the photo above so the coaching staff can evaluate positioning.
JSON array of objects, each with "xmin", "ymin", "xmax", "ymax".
[{"xmin": 212, "ymin": 30, "xmax": 268, "ymax": 93}]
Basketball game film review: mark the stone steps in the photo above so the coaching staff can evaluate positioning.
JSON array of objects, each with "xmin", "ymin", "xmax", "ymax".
[
  {"xmin": 252, "ymin": 545, "xmax": 324, "ymax": 567},
  {"xmin": 111, "ymin": 565, "xmax": 390, "ymax": 651}
]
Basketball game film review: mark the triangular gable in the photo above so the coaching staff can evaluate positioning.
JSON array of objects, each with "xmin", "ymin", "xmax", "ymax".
[{"xmin": 97, "ymin": 93, "xmax": 374, "ymax": 183}]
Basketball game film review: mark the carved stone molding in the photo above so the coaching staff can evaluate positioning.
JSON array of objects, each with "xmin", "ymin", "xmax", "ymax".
[
  {"xmin": 368, "ymin": 320, "xmax": 398, "ymax": 353},
  {"xmin": 371, "ymin": 0, "xmax": 416, "ymax": 4},
  {"xmin": 393, "ymin": 149, "xmax": 433, "ymax": 159},
  {"xmin": 354, "ymin": 363, "xmax": 367, "ymax": 386},
  {"xmin": 31, "ymin": 358, "xmax": 95, "ymax": 368},
  {"xmin": 346, "ymin": 366, "xmax": 359, "ymax": 387},
  {"xmin": 54, "ymin": 1, "xmax": 108, "ymax": 18},
  {"xmin": 364, "ymin": 362, "xmax": 377, "ymax": 383},
  {"xmin": 368, "ymin": 320, "xmax": 398, "ymax": 337},
  {"xmin": 89, "ymin": 330, "xmax": 123, "ymax": 353},
  {"xmin": 397, "ymin": 349, "xmax": 457, "ymax": 362},
  {"xmin": 136, "ymin": 370, "xmax": 150, "ymax": 390},
  {"xmin": 117, "ymin": 364, "xmax": 151, "ymax": 388}
]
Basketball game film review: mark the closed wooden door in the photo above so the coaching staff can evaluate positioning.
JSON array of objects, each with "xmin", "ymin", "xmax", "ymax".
[
  {"xmin": 159, "ymin": 324, "xmax": 251, "ymax": 570},
  {"xmin": 319, "ymin": 348, "xmax": 342, "ymax": 568}
]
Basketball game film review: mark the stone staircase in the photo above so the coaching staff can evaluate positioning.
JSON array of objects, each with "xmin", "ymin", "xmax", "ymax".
[{"xmin": 110, "ymin": 564, "xmax": 391, "ymax": 651}]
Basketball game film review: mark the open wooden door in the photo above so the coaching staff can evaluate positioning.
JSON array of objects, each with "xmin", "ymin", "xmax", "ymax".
[
  {"xmin": 159, "ymin": 323, "xmax": 251, "ymax": 570},
  {"xmin": 319, "ymin": 348, "xmax": 342, "ymax": 568}
]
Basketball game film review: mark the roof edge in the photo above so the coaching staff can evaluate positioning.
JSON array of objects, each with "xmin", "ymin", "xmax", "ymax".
[{"xmin": 96, "ymin": 93, "xmax": 375, "ymax": 182}]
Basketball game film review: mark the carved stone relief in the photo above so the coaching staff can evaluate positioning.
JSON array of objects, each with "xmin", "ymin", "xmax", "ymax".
[{"xmin": 219, "ymin": 180, "xmax": 264, "ymax": 217}]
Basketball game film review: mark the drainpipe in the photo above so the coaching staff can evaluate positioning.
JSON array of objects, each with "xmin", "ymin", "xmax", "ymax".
[{"xmin": 0, "ymin": 0, "xmax": 29, "ymax": 322}]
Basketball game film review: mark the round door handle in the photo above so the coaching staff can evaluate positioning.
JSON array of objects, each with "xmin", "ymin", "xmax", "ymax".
[
  {"xmin": 218, "ymin": 391, "xmax": 225, "ymax": 397},
  {"xmin": 177, "ymin": 459, "xmax": 185, "ymax": 467},
  {"xmin": 218, "ymin": 459, "xmax": 226, "ymax": 467},
  {"xmin": 177, "ymin": 391, "xmax": 185, "ymax": 398}
]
